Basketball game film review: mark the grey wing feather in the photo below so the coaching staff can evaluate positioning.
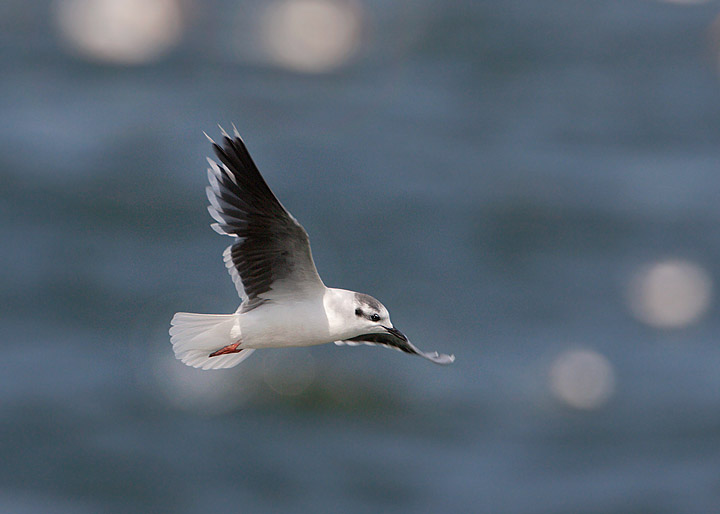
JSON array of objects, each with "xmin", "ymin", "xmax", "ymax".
[
  {"xmin": 206, "ymin": 131, "xmax": 324, "ymax": 309},
  {"xmin": 333, "ymin": 340, "xmax": 455, "ymax": 365}
]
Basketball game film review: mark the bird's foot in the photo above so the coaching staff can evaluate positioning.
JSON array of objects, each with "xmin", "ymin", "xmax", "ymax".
[{"xmin": 208, "ymin": 342, "xmax": 242, "ymax": 358}]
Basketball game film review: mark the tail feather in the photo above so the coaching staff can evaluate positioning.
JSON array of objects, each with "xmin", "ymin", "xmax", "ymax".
[{"xmin": 170, "ymin": 312, "xmax": 255, "ymax": 370}]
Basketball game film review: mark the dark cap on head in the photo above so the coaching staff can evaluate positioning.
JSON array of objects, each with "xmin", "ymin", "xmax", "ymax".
[{"xmin": 354, "ymin": 292, "xmax": 382, "ymax": 312}]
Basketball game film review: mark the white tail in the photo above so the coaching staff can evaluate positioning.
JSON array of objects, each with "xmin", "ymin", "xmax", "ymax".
[{"xmin": 169, "ymin": 312, "xmax": 255, "ymax": 370}]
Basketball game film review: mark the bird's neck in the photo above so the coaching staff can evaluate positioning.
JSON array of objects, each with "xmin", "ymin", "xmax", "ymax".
[{"xmin": 322, "ymin": 288, "xmax": 361, "ymax": 341}]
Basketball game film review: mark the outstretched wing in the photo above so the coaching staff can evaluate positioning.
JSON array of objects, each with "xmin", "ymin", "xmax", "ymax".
[
  {"xmin": 205, "ymin": 128, "xmax": 324, "ymax": 310},
  {"xmin": 334, "ymin": 334, "xmax": 455, "ymax": 365}
]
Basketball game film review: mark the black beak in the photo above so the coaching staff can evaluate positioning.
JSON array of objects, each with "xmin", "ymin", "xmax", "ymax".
[{"xmin": 382, "ymin": 325, "xmax": 408, "ymax": 343}]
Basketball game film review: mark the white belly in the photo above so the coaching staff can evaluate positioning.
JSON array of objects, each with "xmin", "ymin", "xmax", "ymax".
[{"xmin": 238, "ymin": 298, "xmax": 333, "ymax": 349}]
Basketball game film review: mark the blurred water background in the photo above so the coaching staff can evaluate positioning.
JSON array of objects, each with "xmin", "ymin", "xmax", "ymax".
[{"xmin": 3, "ymin": 0, "xmax": 720, "ymax": 512}]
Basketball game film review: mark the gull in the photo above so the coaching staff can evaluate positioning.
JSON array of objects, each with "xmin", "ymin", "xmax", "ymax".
[{"xmin": 170, "ymin": 128, "xmax": 455, "ymax": 370}]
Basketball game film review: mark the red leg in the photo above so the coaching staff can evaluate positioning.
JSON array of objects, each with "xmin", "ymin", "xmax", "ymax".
[{"xmin": 208, "ymin": 342, "xmax": 242, "ymax": 358}]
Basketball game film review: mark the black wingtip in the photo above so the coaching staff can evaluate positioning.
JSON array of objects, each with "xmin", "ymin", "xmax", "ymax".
[
  {"xmin": 205, "ymin": 126, "xmax": 286, "ymax": 222},
  {"xmin": 209, "ymin": 126, "xmax": 255, "ymax": 171}
]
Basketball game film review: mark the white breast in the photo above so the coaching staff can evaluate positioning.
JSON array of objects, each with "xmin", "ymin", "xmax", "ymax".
[{"xmin": 238, "ymin": 294, "xmax": 333, "ymax": 348}]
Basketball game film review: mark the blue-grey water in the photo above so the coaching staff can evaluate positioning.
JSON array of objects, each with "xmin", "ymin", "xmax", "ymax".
[{"xmin": 3, "ymin": 0, "xmax": 720, "ymax": 512}]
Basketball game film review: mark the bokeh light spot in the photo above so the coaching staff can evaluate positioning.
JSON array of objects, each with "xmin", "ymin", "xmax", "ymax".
[
  {"xmin": 262, "ymin": 349, "xmax": 316, "ymax": 396},
  {"xmin": 550, "ymin": 349, "xmax": 615, "ymax": 410},
  {"xmin": 55, "ymin": 0, "xmax": 183, "ymax": 64},
  {"xmin": 261, "ymin": 0, "xmax": 363, "ymax": 73},
  {"xmin": 628, "ymin": 259, "xmax": 712, "ymax": 329},
  {"xmin": 154, "ymin": 356, "xmax": 250, "ymax": 415}
]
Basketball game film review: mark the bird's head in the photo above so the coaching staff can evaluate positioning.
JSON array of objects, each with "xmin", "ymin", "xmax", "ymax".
[
  {"xmin": 325, "ymin": 288, "xmax": 454, "ymax": 365},
  {"xmin": 342, "ymin": 292, "xmax": 410, "ymax": 348}
]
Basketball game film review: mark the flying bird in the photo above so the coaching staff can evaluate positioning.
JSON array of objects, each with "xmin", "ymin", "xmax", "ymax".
[{"xmin": 170, "ymin": 128, "xmax": 455, "ymax": 370}]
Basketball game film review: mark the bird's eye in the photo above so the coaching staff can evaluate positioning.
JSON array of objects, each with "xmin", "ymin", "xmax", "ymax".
[
  {"xmin": 370, "ymin": 313, "xmax": 381, "ymax": 322},
  {"xmin": 355, "ymin": 308, "xmax": 362, "ymax": 316}
]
